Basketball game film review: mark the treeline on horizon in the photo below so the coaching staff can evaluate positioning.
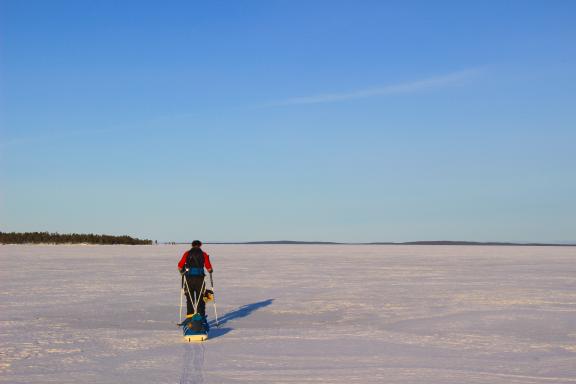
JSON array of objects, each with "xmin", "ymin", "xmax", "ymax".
[{"xmin": 0, "ymin": 232, "xmax": 153, "ymax": 245}]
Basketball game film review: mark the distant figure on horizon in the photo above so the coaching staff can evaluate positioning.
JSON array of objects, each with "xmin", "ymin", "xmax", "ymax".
[{"xmin": 178, "ymin": 240, "xmax": 214, "ymax": 320}]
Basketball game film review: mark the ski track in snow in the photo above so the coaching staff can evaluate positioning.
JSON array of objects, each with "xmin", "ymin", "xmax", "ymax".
[{"xmin": 1, "ymin": 244, "xmax": 576, "ymax": 383}]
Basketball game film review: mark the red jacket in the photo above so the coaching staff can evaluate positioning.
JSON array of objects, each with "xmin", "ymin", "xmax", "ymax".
[{"xmin": 178, "ymin": 249, "xmax": 213, "ymax": 273}]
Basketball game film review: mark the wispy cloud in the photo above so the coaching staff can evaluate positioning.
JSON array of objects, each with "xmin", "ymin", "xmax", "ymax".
[{"xmin": 269, "ymin": 68, "xmax": 481, "ymax": 106}]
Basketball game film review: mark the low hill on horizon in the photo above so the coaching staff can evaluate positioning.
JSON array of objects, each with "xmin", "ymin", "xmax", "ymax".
[{"xmin": 0, "ymin": 231, "xmax": 153, "ymax": 245}]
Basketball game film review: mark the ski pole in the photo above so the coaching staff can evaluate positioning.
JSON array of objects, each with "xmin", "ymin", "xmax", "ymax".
[
  {"xmin": 209, "ymin": 272, "xmax": 220, "ymax": 327},
  {"xmin": 179, "ymin": 274, "xmax": 184, "ymax": 323}
]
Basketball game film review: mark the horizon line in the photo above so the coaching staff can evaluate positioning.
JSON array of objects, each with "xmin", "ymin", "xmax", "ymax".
[{"xmin": 166, "ymin": 240, "xmax": 576, "ymax": 247}]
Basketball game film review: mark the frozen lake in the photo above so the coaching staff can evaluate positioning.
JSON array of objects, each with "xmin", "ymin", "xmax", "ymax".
[{"xmin": 1, "ymin": 244, "xmax": 576, "ymax": 383}]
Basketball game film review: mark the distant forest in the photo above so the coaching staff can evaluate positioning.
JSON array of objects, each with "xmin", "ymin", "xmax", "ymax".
[{"xmin": 0, "ymin": 232, "xmax": 153, "ymax": 245}]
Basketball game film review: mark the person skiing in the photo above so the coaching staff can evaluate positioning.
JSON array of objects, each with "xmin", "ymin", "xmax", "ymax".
[{"xmin": 178, "ymin": 240, "xmax": 213, "ymax": 322}]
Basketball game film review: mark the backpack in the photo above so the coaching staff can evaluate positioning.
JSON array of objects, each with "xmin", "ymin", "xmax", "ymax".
[{"xmin": 185, "ymin": 248, "xmax": 205, "ymax": 275}]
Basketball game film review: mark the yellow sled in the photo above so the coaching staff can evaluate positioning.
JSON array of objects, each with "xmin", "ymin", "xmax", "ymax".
[{"xmin": 184, "ymin": 334, "xmax": 208, "ymax": 342}]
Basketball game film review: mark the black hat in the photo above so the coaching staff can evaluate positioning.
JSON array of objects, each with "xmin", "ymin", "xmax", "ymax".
[{"xmin": 191, "ymin": 240, "xmax": 202, "ymax": 247}]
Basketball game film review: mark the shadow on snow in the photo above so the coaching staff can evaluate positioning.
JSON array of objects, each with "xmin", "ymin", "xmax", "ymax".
[
  {"xmin": 208, "ymin": 299, "xmax": 274, "ymax": 339},
  {"xmin": 179, "ymin": 300, "xmax": 274, "ymax": 383}
]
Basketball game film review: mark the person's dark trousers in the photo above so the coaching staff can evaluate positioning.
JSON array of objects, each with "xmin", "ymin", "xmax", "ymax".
[{"xmin": 185, "ymin": 275, "xmax": 206, "ymax": 317}]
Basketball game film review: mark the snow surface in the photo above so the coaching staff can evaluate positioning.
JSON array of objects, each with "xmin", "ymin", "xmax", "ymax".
[{"xmin": 1, "ymin": 244, "xmax": 576, "ymax": 383}]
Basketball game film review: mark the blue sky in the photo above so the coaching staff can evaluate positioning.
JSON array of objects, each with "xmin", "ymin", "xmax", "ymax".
[{"xmin": 1, "ymin": 0, "xmax": 575, "ymax": 242}]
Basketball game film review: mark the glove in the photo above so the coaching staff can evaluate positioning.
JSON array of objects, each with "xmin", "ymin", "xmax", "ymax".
[{"xmin": 179, "ymin": 268, "xmax": 186, "ymax": 276}]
